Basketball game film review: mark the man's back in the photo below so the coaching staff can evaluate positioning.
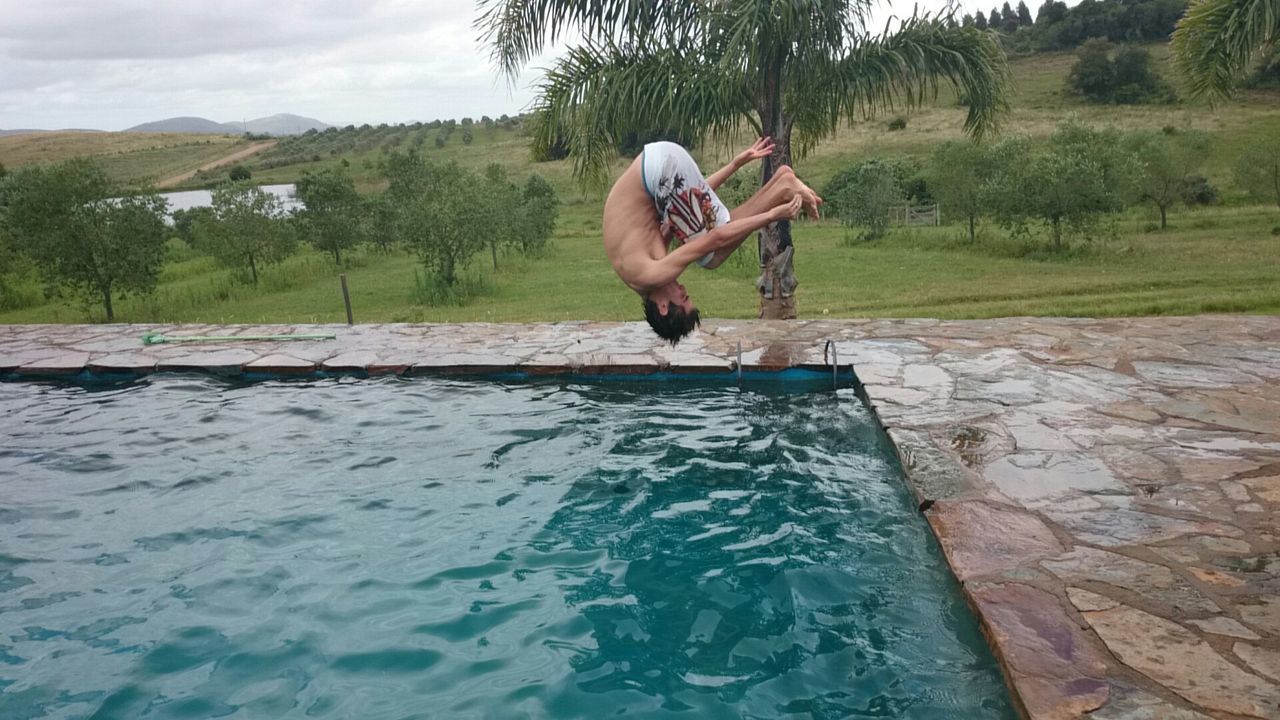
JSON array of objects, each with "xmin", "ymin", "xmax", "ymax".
[{"xmin": 602, "ymin": 155, "xmax": 665, "ymax": 295}]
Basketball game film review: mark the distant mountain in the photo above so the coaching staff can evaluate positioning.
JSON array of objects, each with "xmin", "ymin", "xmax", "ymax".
[
  {"xmin": 0, "ymin": 128, "xmax": 103, "ymax": 137},
  {"xmin": 123, "ymin": 114, "xmax": 330, "ymax": 136},
  {"xmin": 243, "ymin": 113, "xmax": 330, "ymax": 135},
  {"xmin": 124, "ymin": 116, "xmax": 235, "ymax": 134}
]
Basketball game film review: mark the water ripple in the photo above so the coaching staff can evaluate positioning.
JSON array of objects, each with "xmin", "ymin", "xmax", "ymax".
[{"xmin": 0, "ymin": 377, "xmax": 1013, "ymax": 719}]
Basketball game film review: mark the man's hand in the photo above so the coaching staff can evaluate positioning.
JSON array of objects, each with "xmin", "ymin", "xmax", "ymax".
[
  {"xmin": 735, "ymin": 137, "xmax": 775, "ymax": 167},
  {"xmin": 770, "ymin": 195, "xmax": 804, "ymax": 223}
]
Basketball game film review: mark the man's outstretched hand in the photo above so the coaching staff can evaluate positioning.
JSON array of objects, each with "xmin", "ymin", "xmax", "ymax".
[
  {"xmin": 735, "ymin": 137, "xmax": 775, "ymax": 166},
  {"xmin": 770, "ymin": 195, "xmax": 804, "ymax": 222}
]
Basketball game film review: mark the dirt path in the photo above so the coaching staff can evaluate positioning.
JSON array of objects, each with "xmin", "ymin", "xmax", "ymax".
[{"xmin": 156, "ymin": 140, "xmax": 277, "ymax": 189}]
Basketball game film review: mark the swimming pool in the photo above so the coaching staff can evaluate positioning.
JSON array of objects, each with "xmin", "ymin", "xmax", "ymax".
[{"xmin": 0, "ymin": 376, "xmax": 1013, "ymax": 718}]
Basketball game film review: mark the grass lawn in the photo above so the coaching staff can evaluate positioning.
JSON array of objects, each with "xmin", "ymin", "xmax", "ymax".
[{"xmin": 4, "ymin": 201, "xmax": 1277, "ymax": 324}]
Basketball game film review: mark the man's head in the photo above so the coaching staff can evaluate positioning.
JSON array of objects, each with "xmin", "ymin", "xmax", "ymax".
[{"xmin": 643, "ymin": 282, "xmax": 700, "ymax": 345}]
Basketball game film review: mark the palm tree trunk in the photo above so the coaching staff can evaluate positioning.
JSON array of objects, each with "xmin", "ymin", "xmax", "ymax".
[
  {"xmin": 756, "ymin": 74, "xmax": 797, "ymax": 320},
  {"xmin": 102, "ymin": 284, "xmax": 114, "ymax": 322}
]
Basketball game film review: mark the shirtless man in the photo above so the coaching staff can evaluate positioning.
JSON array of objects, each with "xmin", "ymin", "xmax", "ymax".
[{"xmin": 603, "ymin": 137, "xmax": 822, "ymax": 344}]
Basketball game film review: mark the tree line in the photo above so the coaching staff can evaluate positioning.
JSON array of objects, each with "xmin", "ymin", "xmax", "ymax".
[
  {"xmin": 961, "ymin": 0, "xmax": 1189, "ymax": 53},
  {"xmin": 825, "ymin": 119, "xmax": 1279, "ymax": 248},
  {"xmin": 0, "ymin": 152, "xmax": 559, "ymax": 320}
]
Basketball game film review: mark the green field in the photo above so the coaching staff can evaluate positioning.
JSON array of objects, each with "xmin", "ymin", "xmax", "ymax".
[
  {"xmin": 0, "ymin": 132, "xmax": 249, "ymax": 186},
  {"xmin": 2, "ymin": 48, "xmax": 1279, "ymax": 324}
]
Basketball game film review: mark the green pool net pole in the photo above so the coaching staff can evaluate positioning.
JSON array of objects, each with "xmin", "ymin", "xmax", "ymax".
[{"xmin": 141, "ymin": 332, "xmax": 337, "ymax": 345}]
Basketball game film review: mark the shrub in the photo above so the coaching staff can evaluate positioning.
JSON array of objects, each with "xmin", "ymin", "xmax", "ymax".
[
  {"xmin": 887, "ymin": 117, "xmax": 908, "ymax": 131},
  {"xmin": 1180, "ymin": 175, "xmax": 1219, "ymax": 206},
  {"xmin": 228, "ymin": 165, "xmax": 251, "ymax": 181},
  {"xmin": 824, "ymin": 159, "xmax": 903, "ymax": 242},
  {"xmin": 1067, "ymin": 39, "xmax": 1175, "ymax": 104}
]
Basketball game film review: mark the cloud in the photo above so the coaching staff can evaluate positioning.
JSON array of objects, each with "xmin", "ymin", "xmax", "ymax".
[{"xmin": 0, "ymin": 0, "xmax": 1006, "ymax": 130}]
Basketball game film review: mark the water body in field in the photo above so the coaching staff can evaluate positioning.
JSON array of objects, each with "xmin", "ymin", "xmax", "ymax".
[{"xmin": 159, "ymin": 183, "xmax": 300, "ymax": 215}]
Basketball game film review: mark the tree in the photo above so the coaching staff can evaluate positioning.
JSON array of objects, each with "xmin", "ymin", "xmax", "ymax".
[
  {"xmin": 479, "ymin": 0, "xmax": 1010, "ymax": 319},
  {"xmin": 3, "ymin": 158, "xmax": 168, "ymax": 321},
  {"xmin": 1017, "ymin": 1, "xmax": 1034, "ymax": 26},
  {"xmin": 170, "ymin": 206, "xmax": 214, "ymax": 244},
  {"xmin": 363, "ymin": 194, "xmax": 399, "ymax": 253},
  {"xmin": 1126, "ymin": 129, "xmax": 1213, "ymax": 228},
  {"xmin": 1111, "ymin": 45, "xmax": 1174, "ymax": 103},
  {"xmin": 1069, "ymin": 38, "xmax": 1117, "ymax": 102},
  {"xmin": 927, "ymin": 140, "xmax": 997, "ymax": 242},
  {"xmin": 481, "ymin": 164, "xmax": 519, "ymax": 269},
  {"xmin": 988, "ymin": 121, "xmax": 1138, "ymax": 249},
  {"xmin": 519, "ymin": 174, "xmax": 560, "ymax": 256},
  {"xmin": 1036, "ymin": 0, "xmax": 1068, "ymax": 27},
  {"xmin": 1068, "ymin": 39, "xmax": 1172, "ymax": 103},
  {"xmin": 1001, "ymin": 2, "xmax": 1020, "ymax": 31},
  {"xmin": 827, "ymin": 160, "xmax": 901, "ymax": 242},
  {"xmin": 1174, "ymin": 0, "xmax": 1280, "ymax": 100},
  {"xmin": 976, "ymin": 10, "xmax": 989, "ymax": 29},
  {"xmin": 1234, "ymin": 134, "xmax": 1280, "ymax": 209},
  {"xmin": 294, "ymin": 169, "xmax": 364, "ymax": 264},
  {"xmin": 384, "ymin": 155, "xmax": 488, "ymax": 287},
  {"xmin": 195, "ymin": 182, "xmax": 296, "ymax": 284}
]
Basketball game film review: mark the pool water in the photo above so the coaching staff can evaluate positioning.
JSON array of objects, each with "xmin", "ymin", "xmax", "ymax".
[{"xmin": 0, "ymin": 377, "xmax": 1014, "ymax": 719}]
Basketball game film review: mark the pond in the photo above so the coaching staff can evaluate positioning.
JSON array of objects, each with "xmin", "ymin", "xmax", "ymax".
[{"xmin": 160, "ymin": 183, "xmax": 300, "ymax": 215}]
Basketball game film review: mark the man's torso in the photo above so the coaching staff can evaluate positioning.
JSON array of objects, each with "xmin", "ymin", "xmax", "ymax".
[{"xmin": 602, "ymin": 156, "xmax": 665, "ymax": 294}]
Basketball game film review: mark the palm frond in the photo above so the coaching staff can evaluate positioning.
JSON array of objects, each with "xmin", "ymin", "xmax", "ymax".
[
  {"xmin": 1173, "ymin": 0, "xmax": 1280, "ymax": 100},
  {"xmin": 475, "ymin": 0, "xmax": 703, "ymax": 80},
  {"xmin": 530, "ymin": 42, "xmax": 754, "ymax": 184},
  {"xmin": 788, "ymin": 16, "xmax": 1010, "ymax": 155}
]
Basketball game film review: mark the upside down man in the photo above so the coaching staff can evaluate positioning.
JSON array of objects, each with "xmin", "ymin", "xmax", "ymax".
[{"xmin": 603, "ymin": 138, "xmax": 823, "ymax": 344}]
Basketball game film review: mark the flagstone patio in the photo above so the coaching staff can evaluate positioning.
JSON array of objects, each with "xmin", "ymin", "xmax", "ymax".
[{"xmin": 2, "ymin": 315, "xmax": 1278, "ymax": 719}]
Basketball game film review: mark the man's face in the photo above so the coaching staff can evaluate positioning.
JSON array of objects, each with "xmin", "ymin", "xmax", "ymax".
[{"xmin": 653, "ymin": 282, "xmax": 694, "ymax": 315}]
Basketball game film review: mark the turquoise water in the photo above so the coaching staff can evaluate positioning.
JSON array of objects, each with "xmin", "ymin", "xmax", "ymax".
[{"xmin": 0, "ymin": 377, "xmax": 1014, "ymax": 719}]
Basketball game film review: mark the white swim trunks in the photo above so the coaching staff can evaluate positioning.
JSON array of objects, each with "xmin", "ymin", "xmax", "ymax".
[{"xmin": 641, "ymin": 141, "xmax": 731, "ymax": 268}]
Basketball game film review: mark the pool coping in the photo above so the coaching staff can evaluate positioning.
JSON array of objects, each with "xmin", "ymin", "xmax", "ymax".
[{"xmin": 2, "ymin": 317, "xmax": 1278, "ymax": 719}]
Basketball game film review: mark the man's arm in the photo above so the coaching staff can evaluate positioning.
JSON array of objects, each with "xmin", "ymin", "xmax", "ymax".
[
  {"xmin": 706, "ymin": 137, "xmax": 774, "ymax": 191},
  {"xmin": 636, "ymin": 195, "xmax": 802, "ymax": 290}
]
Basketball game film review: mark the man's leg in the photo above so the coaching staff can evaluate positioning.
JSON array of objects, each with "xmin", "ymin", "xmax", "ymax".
[{"xmin": 729, "ymin": 166, "xmax": 821, "ymax": 220}]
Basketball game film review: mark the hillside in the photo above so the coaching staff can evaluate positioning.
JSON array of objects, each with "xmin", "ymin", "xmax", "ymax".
[
  {"xmin": 124, "ymin": 113, "xmax": 330, "ymax": 136},
  {"xmin": 125, "ymin": 116, "xmax": 234, "ymax": 134},
  {"xmin": 0, "ymin": 132, "xmax": 249, "ymax": 186}
]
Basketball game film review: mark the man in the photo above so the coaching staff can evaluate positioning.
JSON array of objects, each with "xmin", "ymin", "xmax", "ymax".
[{"xmin": 603, "ymin": 137, "xmax": 822, "ymax": 344}]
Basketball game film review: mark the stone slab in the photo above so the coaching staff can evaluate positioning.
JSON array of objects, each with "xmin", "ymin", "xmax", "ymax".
[
  {"xmin": 927, "ymin": 501, "xmax": 1064, "ymax": 581},
  {"xmin": 1083, "ymin": 603, "xmax": 1280, "ymax": 718},
  {"xmin": 969, "ymin": 582, "xmax": 1110, "ymax": 719}
]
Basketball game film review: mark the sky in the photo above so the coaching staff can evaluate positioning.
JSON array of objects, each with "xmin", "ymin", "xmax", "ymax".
[{"xmin": 1, "ymin": 1, "xmax": 1027, "ymax": 131}]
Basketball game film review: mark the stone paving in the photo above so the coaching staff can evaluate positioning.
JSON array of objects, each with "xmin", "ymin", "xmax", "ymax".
[{"xmin": 2, "ymin": 316, "xmax": 1279, "ymax": 719}]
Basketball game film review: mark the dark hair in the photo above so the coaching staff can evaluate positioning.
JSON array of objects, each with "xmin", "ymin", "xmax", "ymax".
[{"xmin": 643, "ymin": 298, "xmax": 700, "ymax": 345}]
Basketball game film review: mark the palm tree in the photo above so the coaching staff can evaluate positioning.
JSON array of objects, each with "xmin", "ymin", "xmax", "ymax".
[
  {"xmin": 1174, "ymin": 0, "xmax": 1280, "ymax": 100},
  {"xmin": 479, "ymin": 0, "xmax": 1010, "ymax": 318}
]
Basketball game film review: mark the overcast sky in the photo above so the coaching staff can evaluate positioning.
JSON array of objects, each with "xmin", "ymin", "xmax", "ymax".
[{"xmin": 2, "ymin": 1, "xmax": 1027, "ymax": 131}]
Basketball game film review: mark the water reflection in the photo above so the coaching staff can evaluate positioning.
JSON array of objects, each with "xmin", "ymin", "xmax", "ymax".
[{"xmin": 159, "ymin": 184, "xmax": 300, "ymax": 215}]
